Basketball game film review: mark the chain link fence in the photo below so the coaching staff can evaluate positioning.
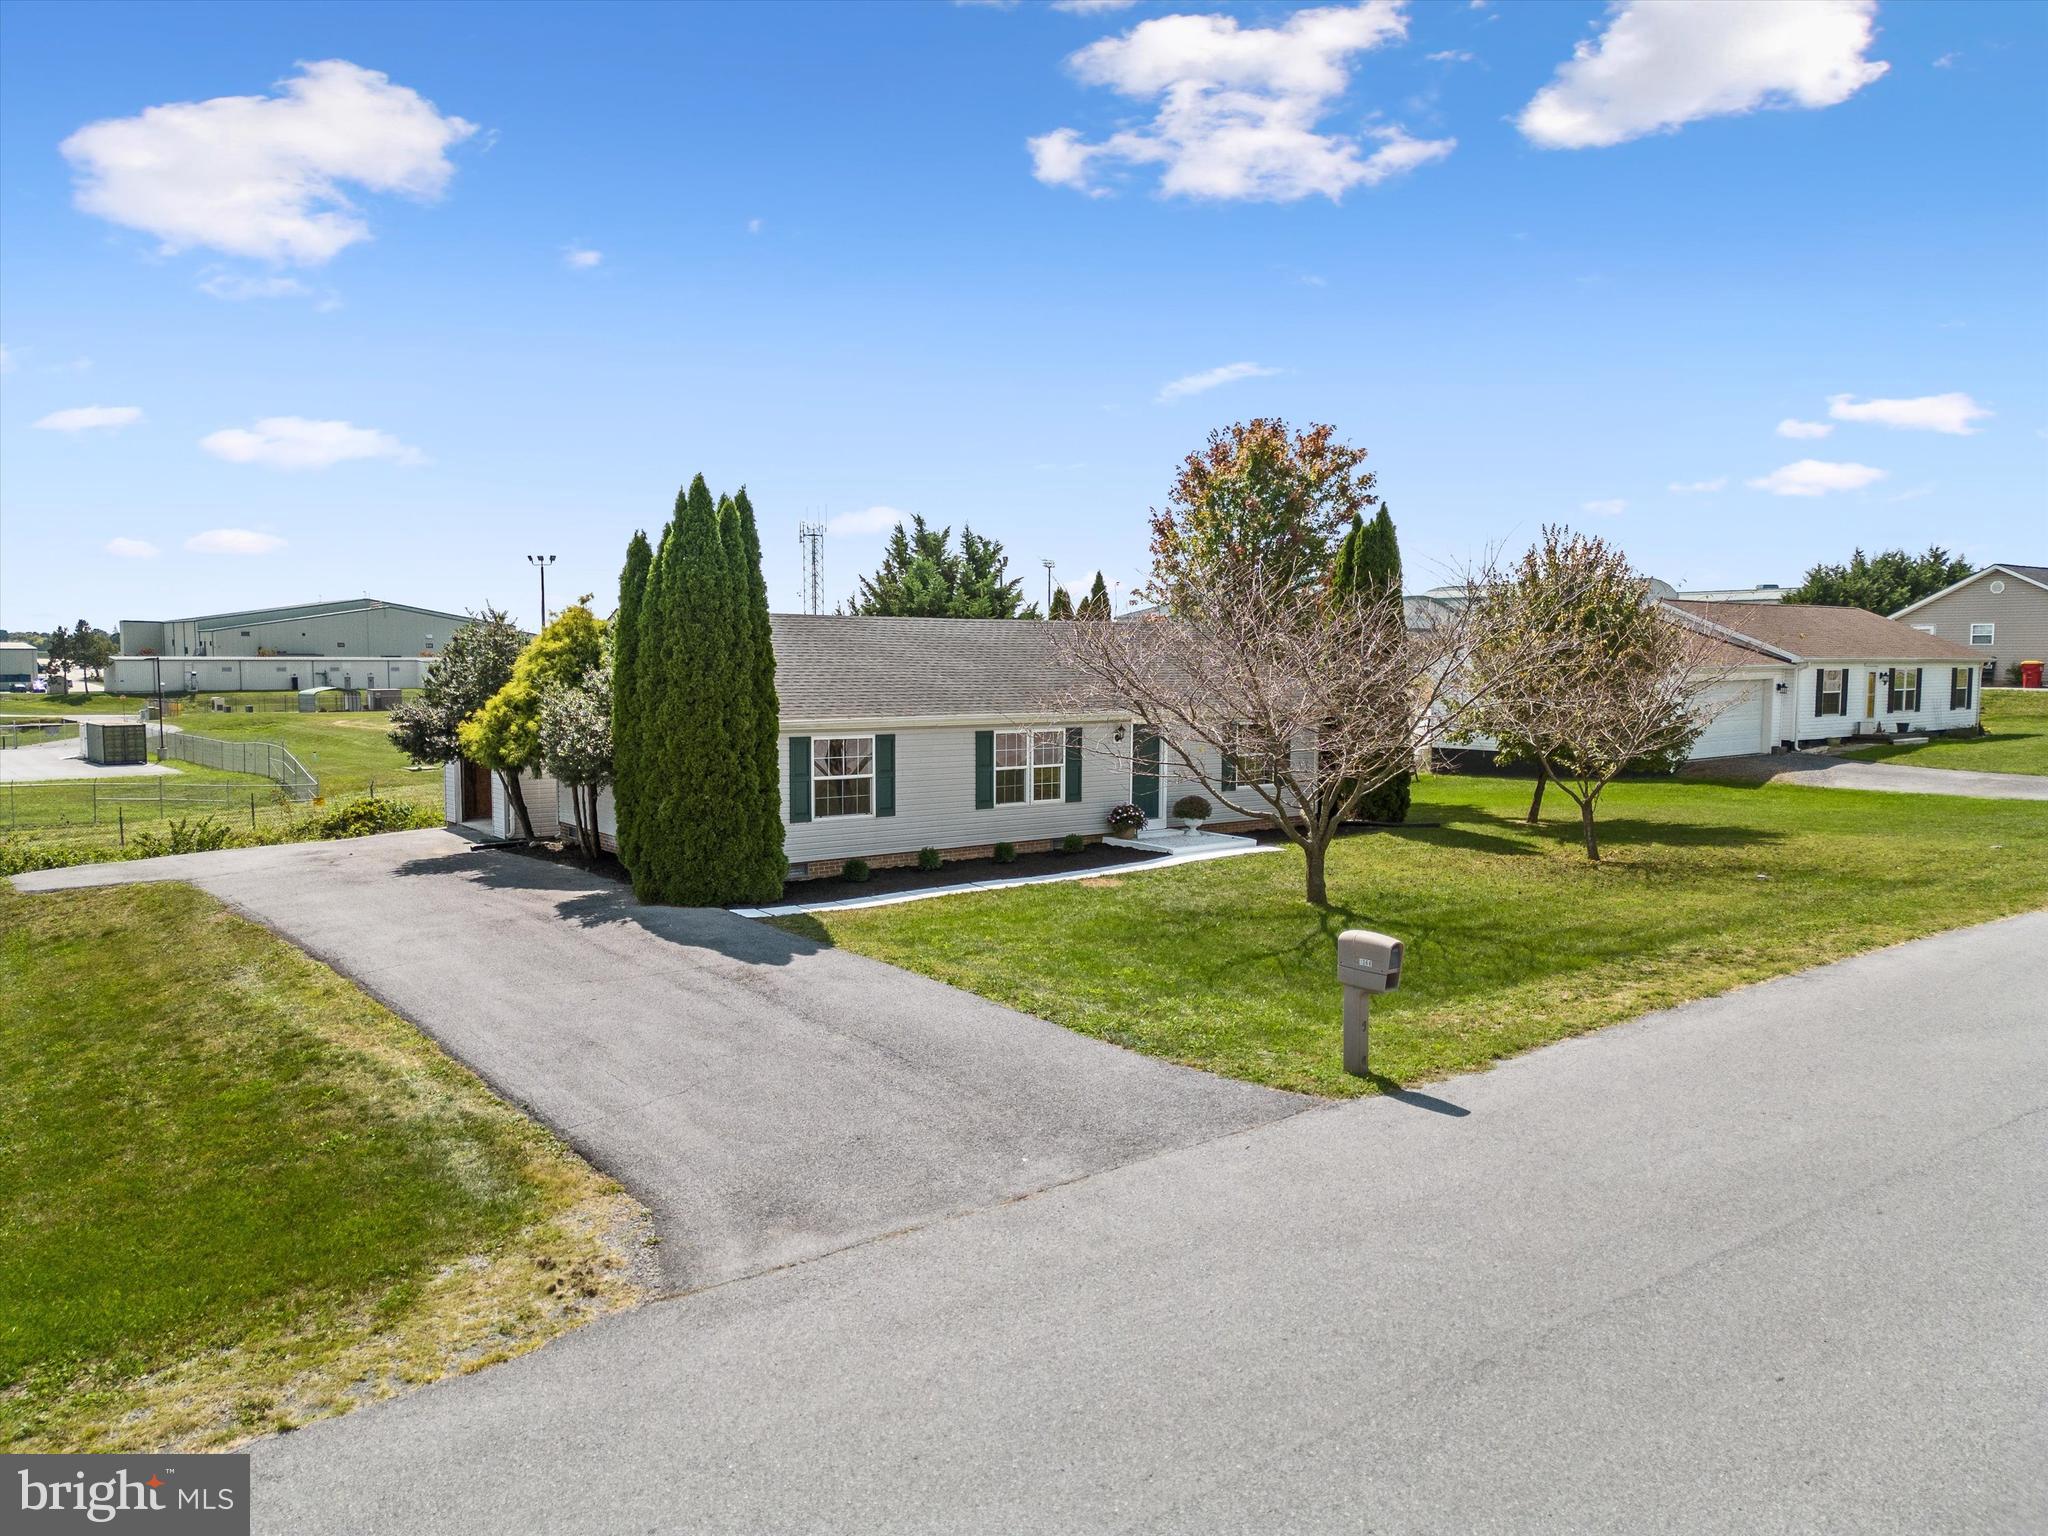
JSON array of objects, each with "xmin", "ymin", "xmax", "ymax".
[{"xmin": 157, "ymin": 731, "xmax": 318, "ymax": 799}]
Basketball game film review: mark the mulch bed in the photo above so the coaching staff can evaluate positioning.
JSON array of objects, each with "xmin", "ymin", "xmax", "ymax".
[
  {"xmin": 479, "ymin": 835, "xmax": 1167, "ymax": 908},
  {"xmin": 761, "ymin": 841, "xmax": 1165, "ymax": 907}
]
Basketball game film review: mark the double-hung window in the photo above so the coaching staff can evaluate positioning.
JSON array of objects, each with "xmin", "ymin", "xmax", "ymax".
[
  {"xmin": 993, "ymin": 728, "xmax": 1065, "ymax": 804},
  {"xmin": 1970, "ymin": 622, "xmax": 1995, "ymax": 648},
  {"xmin": 1227, "ymin": 725, "xmax": 1282, "ymax": 785},
  {"xmin": 812, "ymin": 735, "xmax": 875, "ymax": 818},
  {"xmin": 1817, "ymin": 668, "xmax": 1846, "ymax": 716},
  {"xmin": 1950, "ymin": 667, "xmax": 1973, "ymax": 710},
  {"xmin": 1888, "ymin": 668, "xmax": 1921, "ymax": 713}
]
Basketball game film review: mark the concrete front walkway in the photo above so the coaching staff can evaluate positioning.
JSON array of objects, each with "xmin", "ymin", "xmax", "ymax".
[
  {"xmin": 1694, "ymin": 749, "xmax": 2048, "ymax": 800},
  {"xmin": 242, "ymin": 908, "xmax": 2048, "ymax": 1534},
  {"xmin": 13, "ymin": 830, "xmax": 1302, "ymax": 1291}
]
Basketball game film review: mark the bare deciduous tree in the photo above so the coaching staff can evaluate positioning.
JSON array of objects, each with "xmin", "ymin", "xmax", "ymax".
[{"xmin": 1050, "ymin": 555, "xmax": 1514, "ymax": 906}]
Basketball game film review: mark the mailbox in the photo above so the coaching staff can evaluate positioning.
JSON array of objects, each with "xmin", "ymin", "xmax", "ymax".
[
  {"xmin": 1337, "ymin": 929, "xmax": 1402, "ymax": 1079},
  {"xmin": 1336, "ymin": 930, "xmax": 1402, "ymax": 994}
]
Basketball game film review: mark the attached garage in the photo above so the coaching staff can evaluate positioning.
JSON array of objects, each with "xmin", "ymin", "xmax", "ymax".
[{"xmin": 1686, "ymin": 677, "xmax": 1773, "ymax": 760}]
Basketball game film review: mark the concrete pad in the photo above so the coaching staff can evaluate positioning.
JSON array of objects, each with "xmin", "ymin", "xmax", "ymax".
[{"xmin": 1695, "ymin": 750, "xmax": 2048, "ymax": 800}]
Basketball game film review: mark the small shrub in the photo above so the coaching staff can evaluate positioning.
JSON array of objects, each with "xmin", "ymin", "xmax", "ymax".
[
  {"xmin": 1350, "ymin": 772, "xmax": 1412, "ymax": 825},
  {"xmin": 916, "ymin": 846, "xmax": 943, "ymax": 872},
  {"xmin": 1171, "ymin": 794, "xmax": 1212, "ymax": 821},
  {"xmin": 129, "ymin": 816, "xmax": 237, "ymax": 859},
  {"xmin": 992, "ymin": 841, "xmax": 1017, "ymax": 864},
  {"xmin": 1060, "ymin": 833, "xmax": 1086, "ymax": 855},
  {"xmin": 305, "ymin": 795, "xmax": 439, "ymax": 841},
  {"xmin": 0, "ymin": 839, "xmax": 80, "ymax": 877},
  {"xmin": 1106, "ymin": 802, "xmax": 1145, "ymax": 834},
  {"xmin": 841, "ymin": 857, "xmax": 872, "ymax": 882}
]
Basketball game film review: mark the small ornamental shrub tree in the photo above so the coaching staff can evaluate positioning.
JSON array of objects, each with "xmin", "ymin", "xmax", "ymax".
[
  {"xmin": 1061, "ymin": 833, "xmax": 1086, "ymax": 854},
  {"xmin": 993, "ymin": 841, "xmax": 1017, "ymax": 864},
  {"xmin": 917, "ymin": 846, "xmax": 943, "ymax": 871},
  {"xmin": 1172, "ymin": 794, "xmax": 1213, "ymax": 821},
  {"xmin": 841, "ymin": 858, "xmax": 871, "ymax": 882}
]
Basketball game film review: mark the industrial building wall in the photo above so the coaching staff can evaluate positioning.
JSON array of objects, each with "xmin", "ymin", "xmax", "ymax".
[
  {"xmin": 120, "ymin": 602, "xmax": 470, "ymax": 658},
  {"xmin": 106, "ymin": 654, "xmax": 435, "ymax": 692}
]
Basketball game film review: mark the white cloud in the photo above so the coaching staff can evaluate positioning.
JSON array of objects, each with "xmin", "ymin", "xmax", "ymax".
[
  {"xmin": 1933, "ymin": 52, "xmax": 1959, "ymax": 69},
  {"xmin": 0, "ymin": 343, "xmax": 13, "ymax": 373},
  {"xmin": 1667, "ymin": 477, "xmax": 1727, "ymax": 493},
  {"xmin": 186, "ymin": 529, "xmax": 287, "ymax": 555},
  {"xmin": 1581, "ymin": 498, "xmax": 1627, "ymax": 516},
  {"xmin": 1826, "ymin": 391, "xmax": 1990, "ymax": 435},
  {"xmin": 1051, "ymin": 0, "xmax": 1139, "ymax": 11},
  {"xmin": 827, "ymin": 506, "xmax": 909, "ymax": 536},
  {"xmin": 1518, "ymin": 0, "xmax": 1887, "ymax": 150},
  {"xmin": 198, "ymin": 272, "xmax": 314, "ymax": 301},
  {"xmin": 33, "ymin": 404, "xmax": 144, "ymax": 432},
  {"xmin": 1776, "ymin": 417, "xmax": 1834, "ymax": 439},
  {"xmin": 564, "ymin": 244, "xmax": 603, "ymax": 269},
  {"xmin": 1748, "ymin": 459, "xmax": 1886, "ymax": 497},
  {"xmin": 200, "ymin": 416, "xmax": 425, "ymax": 470},
  {"xmin": 60, "ymin": 60, "xmax": 476, "ymax": 265},
  {"xmin": 104, "ymin": 537, "xmax": 160, "ymax": 559},
  {"xmin": 1029, "ymin": 3, "xmax": 1453, "ymax": 202},
  {"xmin": 1156, "ymin": 361, "xmax": 1282, "ymax": 403},
  {"xmin": 1426, "ymin": 49, "xmax": 1475, "ymax": 64},
  {"xmin": 746, "ymin": 217, "xmax": 764, "ymax": 234}
]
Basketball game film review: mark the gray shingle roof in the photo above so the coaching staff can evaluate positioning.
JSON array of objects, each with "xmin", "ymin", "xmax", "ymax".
[
  {"xmin": 1998, "ymin": 562, "xmax": 2048, "ymax": 585},
  {"xmin": 768, "ymin": 615, "xmax": 1095, "ymax": 721},
  {"xmin": 1667, "ymin": 600, "xmax": 1983, "ymax": 663}
]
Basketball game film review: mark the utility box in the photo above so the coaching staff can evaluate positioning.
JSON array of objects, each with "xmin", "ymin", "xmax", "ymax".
[
  {"xmin": 1337, "ymin": 928, "xmax": 1403, "ymax": 1078},
  {"xmin": 82, "ymin": 720, "xmax": 147, "ymax": 766}
]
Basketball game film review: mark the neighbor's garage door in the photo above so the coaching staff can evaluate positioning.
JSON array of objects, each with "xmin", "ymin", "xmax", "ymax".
[{"xmin": 1689, "ymin": 680, "xmax": 1768, "ymax": 760}]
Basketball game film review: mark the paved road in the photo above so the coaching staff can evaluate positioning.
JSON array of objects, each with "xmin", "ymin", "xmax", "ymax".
[
  {"xmin": 237, "ymin": 905, "xmax": 2047, "ymax": 1534},
  {"xmin": 15, "ymin": 831, "xmax": 1301, "ymax": 1290},
  {"xmin": 1694, "ymin": 749, "xmax": 2048, "ymax": 800},
  {"xmin": 0, "ymin": 731, "xmax": 172, "ymax": 780}
]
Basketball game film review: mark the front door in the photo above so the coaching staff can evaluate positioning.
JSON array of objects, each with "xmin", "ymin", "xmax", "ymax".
[
  {"xmin": 460, "ymin": 758, "xmax": 493, "ymax": 820},
  {"xmin": 1865, "ymin": 670, "xmax": 1878, "ymax": 720},
  {"xmin": 1132, "ymin": 727, "xmax": 1161, "ymax": 819}
]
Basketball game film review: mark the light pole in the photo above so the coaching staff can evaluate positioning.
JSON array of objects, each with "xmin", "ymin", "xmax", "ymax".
[
  {"xmin": 1042, "ymin": 558, "xmax": 1056, "ymax": 614},
  {"xmin": 528, "ymin": 554, "xmax": 556, "ymax": 629}
]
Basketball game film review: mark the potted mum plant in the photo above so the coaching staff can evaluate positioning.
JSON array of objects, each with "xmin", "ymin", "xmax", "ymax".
[
  {"xmin": 1106, "ymin": 802, "xmax": 1146, "ymax": 839},
  {"xmin": 1171, "ymin": 793, "xmax": 1212, "ymax": 835}
]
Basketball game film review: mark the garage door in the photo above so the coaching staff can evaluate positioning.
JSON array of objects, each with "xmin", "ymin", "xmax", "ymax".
[{"xmin": 1689, "ymin": 681, "xmax": 1768, "ymax": 760}]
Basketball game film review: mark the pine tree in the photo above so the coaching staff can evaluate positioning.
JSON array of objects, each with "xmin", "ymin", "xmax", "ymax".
[
  {"xmin": 851, "ymin": 515, "xmax": 1037, "ymax": 617},
  {"xmin": 1077, "ymin": 571, "xmax": 1112, "ymax": 620},
  {"xmin": 1362, "ymin": 504, "xmax": 1402, "ymax": 598},
  {"xmin": 1047, "ymin": 586, "xmax": 1075, "ymax": 620},
  {"xmin": 732, "ymin": 487, "xmax": 787, "ymax": 897},
  {"xmin": 612, "ymin": 530, "xmax": 653, "ymax": 887}
]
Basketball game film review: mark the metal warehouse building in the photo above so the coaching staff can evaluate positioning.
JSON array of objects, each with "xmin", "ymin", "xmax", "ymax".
[{"xmin": 118, "ymin": 597, "xmax": 474, "ymax": 660}]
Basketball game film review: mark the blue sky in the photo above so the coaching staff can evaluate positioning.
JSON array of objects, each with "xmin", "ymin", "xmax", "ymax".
[{"xmin": 2, "ymin": 0, "xmax": 2042, "ymax": 633}]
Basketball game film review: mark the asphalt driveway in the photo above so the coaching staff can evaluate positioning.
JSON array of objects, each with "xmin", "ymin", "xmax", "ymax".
[
  {"xmin": 14, "ymin": 830, "xmax": 1302, "ymax": 1290},
  {"xmin": 240, "ymin": 906, "xmax": 2048, "ymax": 1534},
  {"xmin": 1692, "ymin": 749, "xmax": 2048, "ymax": 800}
]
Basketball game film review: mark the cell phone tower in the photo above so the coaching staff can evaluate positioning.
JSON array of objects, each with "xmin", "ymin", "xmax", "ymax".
[{"xmin": 798, "ymin": 520, "xmax": 826, "ymax": 614}]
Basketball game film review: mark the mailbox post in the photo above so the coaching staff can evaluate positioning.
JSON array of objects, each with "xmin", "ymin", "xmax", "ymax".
[{"xmin": 1336, "ymin": 929, "xmax": 1403, "ymax": 1078}]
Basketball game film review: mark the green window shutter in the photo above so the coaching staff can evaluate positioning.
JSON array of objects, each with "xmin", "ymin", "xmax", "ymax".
[
  {"xmin": 789, "ymin": 736, "xmax": 811, "ymax": 823},
  {"xmin": 974, "ymin": 730, "xmax": 994, "ymax": 810},
  {"xmin": 1219, "ymin": 737, "xmax": 1237, "ymax": 792},
  {"xmin": 875, "ymin": 733, "xmax": 895, "ymax": 817},
  {"xmin": 1065, "ymin": 726, "xmax": 1082, "ymax": 802}
]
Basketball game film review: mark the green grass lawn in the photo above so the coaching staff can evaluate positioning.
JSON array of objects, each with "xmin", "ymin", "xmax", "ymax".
[
  {"xmin": 1, "ymin": 710, "xmax": 442, "ymax": 870},
  {"xmin": 778, "ymin": 774, "xmax": 2048, "ymax": 1098},
  {"xmin": 1840, "ymin": 689, "xmax": 2048, "ymax": 775},
  {"xmin": 0, "ymin": 881, "xmax": 648, "ymax": 1451}
]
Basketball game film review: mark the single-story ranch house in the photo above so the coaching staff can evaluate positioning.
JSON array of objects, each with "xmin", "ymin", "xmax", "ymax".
[{"xmin": 445, "ymin": 603, "xmax": 1986, "ymax": 879}]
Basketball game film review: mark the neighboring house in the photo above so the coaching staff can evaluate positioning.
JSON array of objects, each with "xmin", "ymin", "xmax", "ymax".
[
  {"xmin": 1665, "ymin": 601, "xmax": 1985, "ymax": 750},
  {"xmin": 1674, "ymin": 583, "xmax": 1788, "ymax": 603},
  {"xmin": 1443, "ymin": 600, "xmax": 1986, "ymax": 768},
  {"xmin": 1888, "ymin": 563, "xmax": 2048, "ymax": 685},
  {"xmin": 446, "ymin": 615, "xmax": 1290, "ymax": 879}
]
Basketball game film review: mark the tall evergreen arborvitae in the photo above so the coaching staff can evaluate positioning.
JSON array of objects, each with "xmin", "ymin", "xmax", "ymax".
[
  {"xmin": 732, "ymin": 487, "xmax": 787, "ymax": 897},
  {"xmin": 1047, "ymin": 586, "xmax": 1075, "ymax": 620},
  {"xmin": 612, "ymin": 530, "xmax": 654, "ymax": 890},
  {"xmin": 1363, "ymin": 504, "xmax": 1402, "ymax": 598},
  {"xmin": 1078, "ymin": 571, "xmax": 1112, "ymax": 620},
  {"xmin": 1331, "ymin": 503, "xmax": 1409, "ymax": 824}
]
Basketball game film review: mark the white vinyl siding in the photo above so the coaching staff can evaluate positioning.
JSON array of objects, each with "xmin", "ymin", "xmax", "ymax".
[{"xmin": 1788, "ymin": 663, "xmax": 1980, "ymax": 742}]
